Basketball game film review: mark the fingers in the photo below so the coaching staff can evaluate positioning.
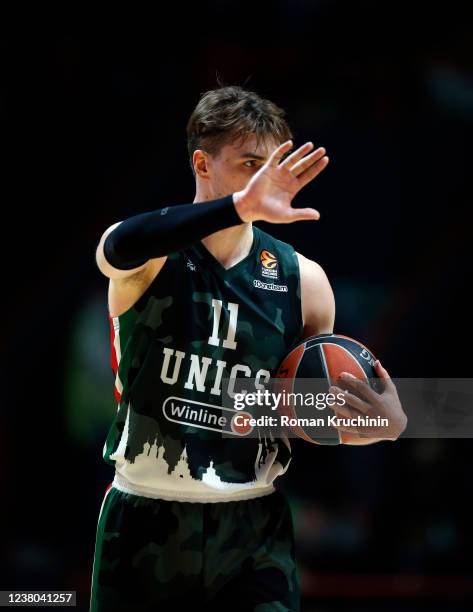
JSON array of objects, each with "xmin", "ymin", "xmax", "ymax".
[
  {"xmin": 296, "ymin": 155, "xmax": 329, "ymax": 189},
  {"xmin": 289, "ymin": 147, "xmax": 326, "ymax": 177},
  {"xmin": 269, "ymin": 140, "xmax": 329, "ymax": 189},
  {"xmin": 374, "ymin": 360, "xmax": 396, "ymax": 393},
  {"xmin": 285, "ymin": 207, "xmax": 321, "ymax": 222},
  {"xmin": 329, "ymin": 385, "xmax": 371, "ymax": 414},
  {"xmin": 280, "ymin": 142, "xmax": 315, "ymax": 171},
  {"xmin": 269, "ymin": 140, "xmax": 294, "ymax": 168},
  {"xmin": 337, "ymin": 372, "xmax": 378, "ymax": 403},
  {"xmin": 330, "ymin": 402, "xmax": 359, "ymax": 420},
  {"xmin": 265, "ymin": 140, "xmax": 329, "ymax": 224}
]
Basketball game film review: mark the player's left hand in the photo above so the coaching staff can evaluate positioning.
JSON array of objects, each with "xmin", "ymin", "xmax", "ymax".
[{"xmin": 328, "ymin": 360, "xmax": 407, "ymax": 441}]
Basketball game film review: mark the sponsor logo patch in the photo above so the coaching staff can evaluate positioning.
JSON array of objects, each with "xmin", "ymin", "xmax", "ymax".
[
  {"xmin": 162, "ymin": 396, "xmax": 250, "ymax": 435},
  {"xmin": 253, "ymin": 279, "xmax": 288, "ymax": 292},
  {"xmin": 260, "ymin": 249, "xmax": 279, "ymax": 279}
]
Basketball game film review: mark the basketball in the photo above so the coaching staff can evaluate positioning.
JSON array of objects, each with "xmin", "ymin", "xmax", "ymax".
[{"xmin": 274, "ymin": 333, "xmax": 382, "ymax": 444}]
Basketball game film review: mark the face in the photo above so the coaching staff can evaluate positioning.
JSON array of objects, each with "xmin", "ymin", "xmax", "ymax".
[{"xmin": 193, "ymin": 133, "xmax": 279, "ymax": 199}]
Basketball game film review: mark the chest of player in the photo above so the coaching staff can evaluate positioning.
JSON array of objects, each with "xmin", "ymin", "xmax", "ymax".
[{"xmin": 133, "ymin": 245, "xmax": 302, "ymax": 399}]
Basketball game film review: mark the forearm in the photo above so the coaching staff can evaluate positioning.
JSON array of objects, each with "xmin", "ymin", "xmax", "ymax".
[{"xmin": 103, "ymin": 194, "xmax": 243, "ymax": 270}]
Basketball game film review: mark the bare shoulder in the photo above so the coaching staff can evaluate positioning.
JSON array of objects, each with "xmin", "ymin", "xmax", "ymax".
[
  {"xmin": 296, "ymin": 252, "xmax": 330, "ymax": 286},
  {"xmin": 295, "ymin": 251, "xmax": 335, "ymax": 337},
  {"xmin": 108, "ymin": 257, "xmax": 167, "ymax": 317}
]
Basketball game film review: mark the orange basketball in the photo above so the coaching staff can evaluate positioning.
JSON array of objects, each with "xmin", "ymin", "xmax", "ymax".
[{"xmin": 274, "ymin": 333, "xmax": 381, "ymax": 444}]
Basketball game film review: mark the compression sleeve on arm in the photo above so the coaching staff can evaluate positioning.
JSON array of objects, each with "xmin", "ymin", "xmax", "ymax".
[{"xmin": 103, "ymin": 194, "xmax": 243, "ymax": 270}]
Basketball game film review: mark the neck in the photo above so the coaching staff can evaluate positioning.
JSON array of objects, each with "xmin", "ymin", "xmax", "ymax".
[{"xmin": 193, "ymin": 189, "xmax": 254, "ymax": 269}]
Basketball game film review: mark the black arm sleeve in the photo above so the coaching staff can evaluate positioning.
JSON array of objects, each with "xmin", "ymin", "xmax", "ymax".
[{"xmin": 103, "ymin": 194, "xmax": 243, "ymax": 270}]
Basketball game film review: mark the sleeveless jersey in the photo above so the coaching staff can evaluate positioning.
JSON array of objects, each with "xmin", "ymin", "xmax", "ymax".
[{"xmin": 104, "ymin": 225, "xmax": 304, "ymax": 502}]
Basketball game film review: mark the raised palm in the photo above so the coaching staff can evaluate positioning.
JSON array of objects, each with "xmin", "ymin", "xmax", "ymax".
[{"xmin": 234, "ymin": 141, "xmax": 329, "ymax": 223}]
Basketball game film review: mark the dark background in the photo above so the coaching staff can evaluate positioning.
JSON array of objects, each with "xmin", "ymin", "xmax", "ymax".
[{"xmin": 2, "ymin": 2, "xmax": 472, "ymax": 610}]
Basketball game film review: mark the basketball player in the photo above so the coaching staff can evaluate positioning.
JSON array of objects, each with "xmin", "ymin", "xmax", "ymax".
[{"xmin": 90, "ymin": 86, "xmax": 406, "ymax": 611}]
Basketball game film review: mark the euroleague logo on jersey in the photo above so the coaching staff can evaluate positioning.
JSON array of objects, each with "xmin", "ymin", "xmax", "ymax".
[{"xmin": 260, "ymin": 249, "xmax": 278, "ymax": 279}]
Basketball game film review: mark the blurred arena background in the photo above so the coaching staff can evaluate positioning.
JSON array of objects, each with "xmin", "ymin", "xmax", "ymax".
[{"xmin": 2, "ymin": 2, "xmax": 472, "ymax": 610}]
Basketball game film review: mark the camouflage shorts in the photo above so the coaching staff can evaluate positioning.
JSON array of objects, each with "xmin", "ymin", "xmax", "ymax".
[{"xmin": 89, "ymin": 485, "xmax": 300, "ymax": 611}]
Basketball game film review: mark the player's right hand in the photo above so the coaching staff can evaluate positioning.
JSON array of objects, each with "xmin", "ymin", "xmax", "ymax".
[{"xmin": 233, "ymin": 140, "xmax": 329, "ymax": 224}]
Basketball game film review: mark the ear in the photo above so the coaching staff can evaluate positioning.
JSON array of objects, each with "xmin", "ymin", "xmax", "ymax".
[{"xmin": 193, "ymin": 149, "xmax": 211, "ymax": 179}]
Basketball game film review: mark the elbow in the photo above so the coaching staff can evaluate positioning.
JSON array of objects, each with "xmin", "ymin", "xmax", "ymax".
[{"xmin": 101, "ymin": 225, "xmax": 148, "ymax": 272}]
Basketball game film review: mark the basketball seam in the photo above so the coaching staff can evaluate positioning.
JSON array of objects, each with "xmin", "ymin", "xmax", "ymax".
[
  {"xmin": 305, "ymin": 343, "xmax": 369, "ymax": 381},
  {"xmin": 294, "ymin": 341, "xmax": 307, "ymax": 378}
]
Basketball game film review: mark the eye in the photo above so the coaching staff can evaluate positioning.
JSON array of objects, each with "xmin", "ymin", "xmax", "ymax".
[{"xmin": 243, "ymin": 160, "xmax": 258, "ymax": 168}]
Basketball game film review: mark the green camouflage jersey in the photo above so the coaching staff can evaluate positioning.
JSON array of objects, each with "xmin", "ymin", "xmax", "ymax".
[{"xmin": 104, "ymin": 224, "xmax": 304, "ymax": 502}]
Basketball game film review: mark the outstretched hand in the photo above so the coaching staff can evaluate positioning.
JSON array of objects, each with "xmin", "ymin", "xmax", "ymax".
[{"xmin": 233, "ymin": 140, "xmax": 329, "ymax": 223}]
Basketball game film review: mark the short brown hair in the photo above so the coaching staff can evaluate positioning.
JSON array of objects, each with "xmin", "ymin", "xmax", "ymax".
[{"xmin": 186, "ymin": 86, "xmax": 292, "ymax": 175}]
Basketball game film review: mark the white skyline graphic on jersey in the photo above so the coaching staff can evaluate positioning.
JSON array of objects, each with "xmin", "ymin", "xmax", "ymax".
[{"xmin": 110, "ymin": 403, "xmax": 290, "ymax": 494}]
